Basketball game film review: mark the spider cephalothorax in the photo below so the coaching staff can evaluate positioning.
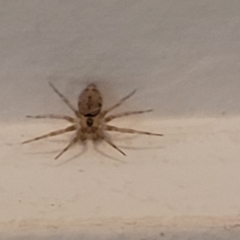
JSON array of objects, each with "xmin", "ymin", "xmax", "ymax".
[{"xmin": 23, "ymin": 82, "xmax": 163, "ymax": 159}]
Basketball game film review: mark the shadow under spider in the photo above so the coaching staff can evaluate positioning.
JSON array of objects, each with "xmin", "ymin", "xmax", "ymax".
[
  {"xmin": 55, "ymin": 143, "xmax": 88, "ymax": 166},
  {"xmin": 116, "ymin": 144, "xmax": 165, "ymax": 151},
  {"xmin": 93, "ymin": 141, "xmax": 126, "ymax": 164}
]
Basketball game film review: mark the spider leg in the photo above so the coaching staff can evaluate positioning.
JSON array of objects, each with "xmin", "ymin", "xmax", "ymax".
[
  {"xmin": 22, "ymin": 125, "xmax": 76, "ymax": 144},
  {"xmin": 49, "ymin": 82, "xmax": 78, "ymax": 116},
  {"xmin": 101, "ymin": 136, "xmax": 126, "ymax": 156},
  {"xmin": 26, "ymin": 114, "xmax": 75, "ymax": 123},
  {"xmin": 55, "ymin": 136, "xmax": 79, "ymax": 160},
  {"xmin": 105, "ymin": 109, "xmax": 152, "ymax": 122},
  {"xmin": 105, "ymin": 125, "xmax": 164, "ymax": 136},
  {"xmin": 101, "ymin": 89, "xmax": 136, "ymax": 116}
]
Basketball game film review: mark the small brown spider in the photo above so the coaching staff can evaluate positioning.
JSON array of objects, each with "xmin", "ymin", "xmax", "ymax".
[{"xmin": 22, "ymin": 83, "xmax": 163, "ymax": 159}]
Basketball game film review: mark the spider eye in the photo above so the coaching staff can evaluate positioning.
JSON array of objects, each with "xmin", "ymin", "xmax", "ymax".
[{"xmin": 86, "ymin": 117, "xmax": 94, "ymax": 127}]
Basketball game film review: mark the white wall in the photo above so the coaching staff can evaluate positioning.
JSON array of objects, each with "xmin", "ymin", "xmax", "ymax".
[{"xmin": 0, "ymin": 0, "xmax": 240, "ymax": 120}]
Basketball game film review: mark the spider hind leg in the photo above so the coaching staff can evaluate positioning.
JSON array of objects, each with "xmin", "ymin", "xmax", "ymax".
[
  {"xmin": 26, "ymin": 114, "xmax": 75, "ymax": 123},
  {"xmin": 49, "ymin": 82, "xmax": 78, "ymax": 115},
  {"xmin": 105, "ymin": 109, "xmax": 152, "ymax": 122},
  {"xmin": 101, "ymin": 89, "xmax": 136, "ymax": 116}
]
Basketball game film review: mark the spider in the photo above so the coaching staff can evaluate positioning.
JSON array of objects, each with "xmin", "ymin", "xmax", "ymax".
[{"xmin": 22, "ymin": 83, "xmax": 163, "ymax": 159}]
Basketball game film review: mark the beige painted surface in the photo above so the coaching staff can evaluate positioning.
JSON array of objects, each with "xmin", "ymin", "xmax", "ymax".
[{"xmin": 1, "ymin": 117, "xmax": 240, "ymax": 238}]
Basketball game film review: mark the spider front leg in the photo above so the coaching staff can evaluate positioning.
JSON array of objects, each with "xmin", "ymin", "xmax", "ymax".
[
  {"xmin": 22, "ymin": 125, "xmax": 76, "ymax": 144},
  {"xmin": 105, "ymin": 109, "xmax": 153, "ymax": 122},
  {"xmin": 54, "ymin": 135, "xmax": 79, "ymax": 160},
  {"xmin": 95, "ymin": 129, "xmax": 126, "ymax": 156},
  {"xmin": 101, "ymin": 136, "xmax": 126, "ymax": 156},
  {"xmin": 105, "ymin": 125, "xmax": 164, "ymax": 136},
  {"xmin": 26, "ymin": 114, "xmax": 75, "ymax": 123}
]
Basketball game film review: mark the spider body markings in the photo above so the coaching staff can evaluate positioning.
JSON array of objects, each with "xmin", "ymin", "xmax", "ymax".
[{"xmin": 23, "ymin": 83, "xmax": 163, "ymax": 159}]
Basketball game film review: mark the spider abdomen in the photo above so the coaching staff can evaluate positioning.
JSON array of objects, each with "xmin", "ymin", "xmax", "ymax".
[{"xmin": 78, "ymin": 83, "xmax": 103, "ymax": 117}]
